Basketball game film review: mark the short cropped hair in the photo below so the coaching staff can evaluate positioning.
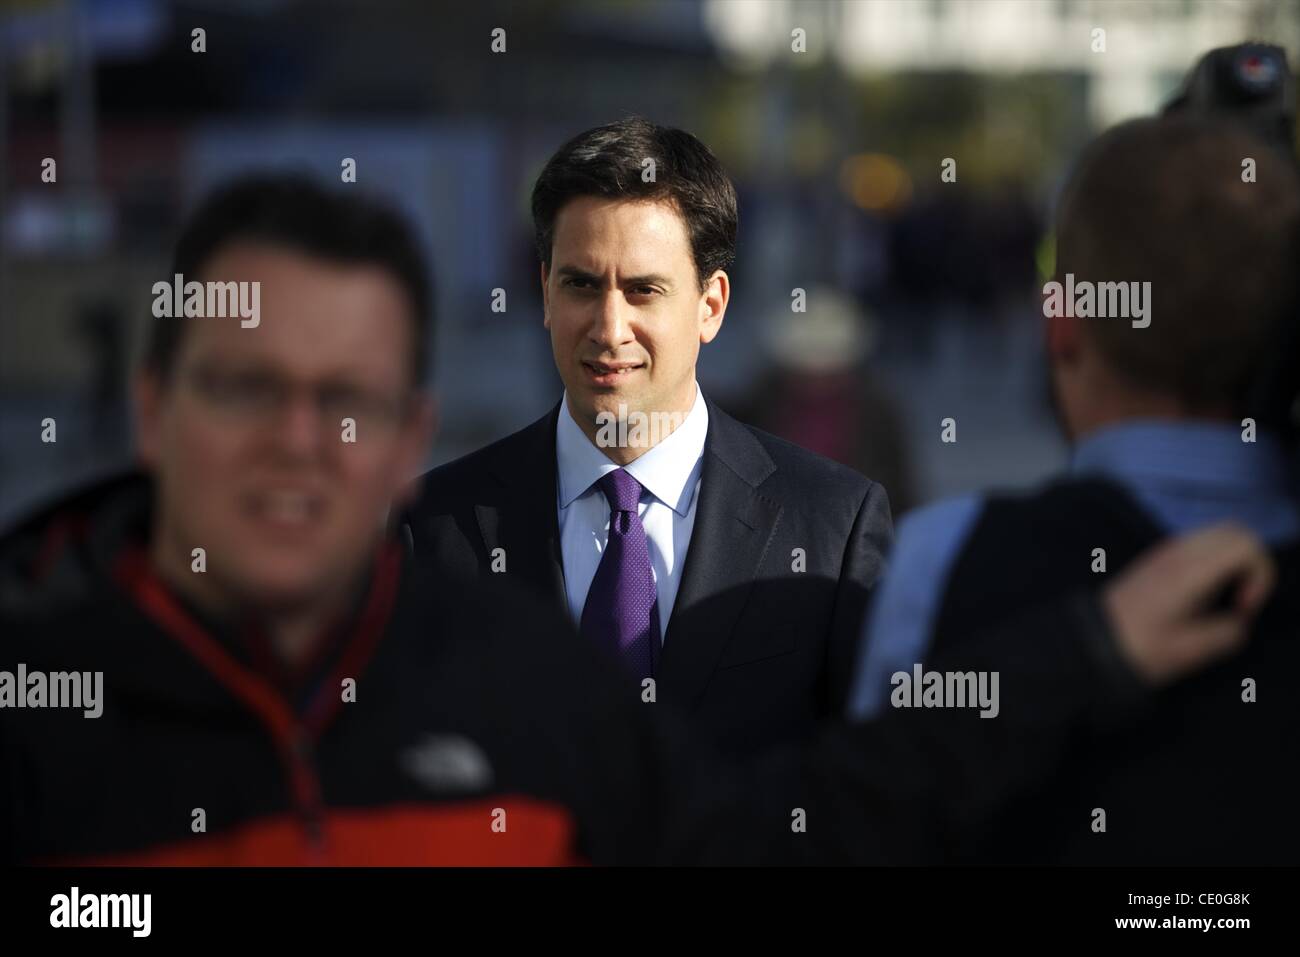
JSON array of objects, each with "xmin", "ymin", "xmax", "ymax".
[
  {"xmin": 1055, "ymin": 116, "xmax": 1300, "ymax": 413},
  {"xmin": 145, "ymin": 173, "xmax": 433, "ymax": 385}
]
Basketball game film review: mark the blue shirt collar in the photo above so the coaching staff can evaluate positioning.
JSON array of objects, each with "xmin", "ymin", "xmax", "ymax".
[
  {"xmin": 1070, "ymin": 418, "xmax": 1295, "ymax": 493},
  {"xmin": 555, "ymin": 384, "xmax": 708, "ymax": 517}
]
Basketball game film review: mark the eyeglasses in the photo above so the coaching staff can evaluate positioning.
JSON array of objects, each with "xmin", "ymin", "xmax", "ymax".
[{"xmin": 180, "ymin": 364, "xmax": 413, "ymax": 433}]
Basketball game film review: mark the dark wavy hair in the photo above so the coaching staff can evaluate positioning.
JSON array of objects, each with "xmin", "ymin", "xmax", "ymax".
[{"xmin": 531, "ymin": 116, "xmax": 738, "ymax": 289}]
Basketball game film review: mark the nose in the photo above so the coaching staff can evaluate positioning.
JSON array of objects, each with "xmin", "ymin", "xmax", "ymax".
[
  {"xmin": 267, "ymin": 391, "xmax": 329, "ymax": 461},
  {"xmin": 588, "ymin": 291, "xmax": 635, "ymax": 350}
]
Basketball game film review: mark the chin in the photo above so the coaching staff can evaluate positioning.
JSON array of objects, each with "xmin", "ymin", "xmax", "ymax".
[
  {"xmin": 589, "ymin": 391, "xmax": 629, "ymax": 409},
  {"xmin": 233, "ymin": 566, "xmax": 332, "ymax": 611}
]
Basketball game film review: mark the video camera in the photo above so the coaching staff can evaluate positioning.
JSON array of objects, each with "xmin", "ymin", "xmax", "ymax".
[
  {"xmin": 1163, "ymin": 42, "xmax": 1296, "ymax": 161},
  {"xmin": 1165, "ymin": 44, "xmax": 1300, "ymax": 439}
]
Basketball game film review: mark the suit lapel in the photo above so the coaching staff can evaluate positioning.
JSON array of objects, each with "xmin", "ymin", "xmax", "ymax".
[
  {"xmin": 475, "ymin": 403, "xmax": 567, "ymax": 609},
  {"xmin": 658, "ymin": 400, "xmax": 782, "ymax": 709},
  {"xmin": 472, "ymin": 396, "xmax": 781, "ymax": 708}
]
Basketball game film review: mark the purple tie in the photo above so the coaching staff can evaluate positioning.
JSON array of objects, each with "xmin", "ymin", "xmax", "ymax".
[{"xmin": 579, "ymin": 469, "xmax": 659, "ymax": 681}]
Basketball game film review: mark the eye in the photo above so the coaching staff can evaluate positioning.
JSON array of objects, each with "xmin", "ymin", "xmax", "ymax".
[
  {"xmin": 629, "ymin": 285, "xmax": 660, "ymax": 297},
  {"xmin": 319, "ymin": 385, "xmax": 363, "ymax": 411},
  {"xmin": 563, "ymin": 276, "xmax": 594, "ymax": 289},
  {"xmin": 237, "ymin": 374, "xmax": 283, "ymax": 405}
]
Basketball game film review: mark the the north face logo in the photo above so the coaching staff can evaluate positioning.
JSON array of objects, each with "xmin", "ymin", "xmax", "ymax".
[{"xmin": 400, "ymin": 734, "xmax": 494, "ymax": 793}]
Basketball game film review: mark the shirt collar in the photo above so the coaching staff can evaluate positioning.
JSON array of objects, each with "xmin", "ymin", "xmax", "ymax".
[
  {"xmin": 1070, "ymin": 418, "xmax": 1295, "ymax": 493},
  {"xmin": 556, "ymin": 383, "xmax": 709, "ymax": 516}
]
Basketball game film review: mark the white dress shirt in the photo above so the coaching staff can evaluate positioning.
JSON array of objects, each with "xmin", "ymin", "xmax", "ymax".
[{"xmin": 555, "ymin": 383, "xmax": 709, "ymax": 642}]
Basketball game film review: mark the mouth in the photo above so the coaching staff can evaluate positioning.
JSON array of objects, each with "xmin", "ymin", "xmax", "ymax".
[
  {"xmin": 581, "ymin": 360, "xmax": 644, "ymax": 387},
  {"xmin": 241, "ymin": 488, "xmax": 326, "ymax": 534}
]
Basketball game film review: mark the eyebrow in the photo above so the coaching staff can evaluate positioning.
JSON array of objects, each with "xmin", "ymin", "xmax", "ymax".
[{"xmin": 554, "ymin": 265, "xmax": 675, "ymax": 289}]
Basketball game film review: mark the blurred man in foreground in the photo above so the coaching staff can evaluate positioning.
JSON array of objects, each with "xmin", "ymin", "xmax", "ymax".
[
  {"xmin": 0, "ymin": 175, "xmax": 679, "ymax": 864},
  {"xmin": 849, "ymin": 116, "xmax": 1300, "ymax": 863}
]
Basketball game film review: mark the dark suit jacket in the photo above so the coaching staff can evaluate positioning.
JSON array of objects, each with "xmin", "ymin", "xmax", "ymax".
[{"xmin": 402, "ymin": 396, "xmax": 893, "ymax": 758}]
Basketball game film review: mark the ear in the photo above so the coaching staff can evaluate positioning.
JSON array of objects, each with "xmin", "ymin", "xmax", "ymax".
[
  {"xmin": 1045, "ymin": 309, "xmax": 1081, "ymax": 365},
  {"xmin": 540, "ymin": 262, "xmax": 551, "ymax": 329},
  {"xmin": 392, "ymin": 392, "xmax": 439, "ymax": 510},
  {"xmin": 698, "ymin": 269, "xmax": 730, "ymax": 345},
  {"xmin": 133, "ymin": 370, "xmax": 166, "ymax": 469}
]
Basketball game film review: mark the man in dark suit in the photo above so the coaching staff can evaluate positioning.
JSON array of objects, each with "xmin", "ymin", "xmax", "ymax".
[{"xmin": 405, "ymin": 117, "xmax": 892, "ymax": 758}]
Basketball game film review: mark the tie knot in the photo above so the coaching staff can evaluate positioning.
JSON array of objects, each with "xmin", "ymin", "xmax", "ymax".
[{"xmin": 597, "ymin": 469, "xmax": 644, "ymax": 513}]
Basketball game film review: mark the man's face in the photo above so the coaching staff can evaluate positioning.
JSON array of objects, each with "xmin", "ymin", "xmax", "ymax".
[
  {"xmin": 542, "ymin": 197, "xmax": 727, "ymax": 433},
  {"xmin": 135, "ymin": 242, "xmax": 433, "ymax": 612}
]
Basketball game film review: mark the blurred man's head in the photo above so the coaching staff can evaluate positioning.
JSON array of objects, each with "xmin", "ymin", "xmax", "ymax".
[
  {"xmin": 1047, "ymin": 116, "xmax": 1300, "ymax": 441},
  {"xmin": 135, "ymin": 174, "xmax": 435, "ymax": 616},
  {"xmin": 532, "ymin": 117, "xmax": 736, "ymax": 461}
]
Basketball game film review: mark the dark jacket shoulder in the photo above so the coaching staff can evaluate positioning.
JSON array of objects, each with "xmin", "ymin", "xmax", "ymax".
[
  {"xmin": 412, "ymin": 408, "xmax": 557, "ymax": 516},
  {"xmin": 731, "ymin": 415, "xmax": 877, "ymax": 500}
]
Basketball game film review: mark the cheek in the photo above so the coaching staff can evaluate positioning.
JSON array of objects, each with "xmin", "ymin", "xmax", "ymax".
[
  {"xmin": 645, "ymin": 313, "xmax": 695, "ymax": 369},
  {"xmin": 335, "ymin": 448, "xmax": 407, "ymax": 522},
  {"xmin": 551, "ymin": 308, "xmax": 583, "ymax": 348},
  {"xmin": 160, "ymin": 412, "xmax": 247, "ymax": 487},
  {"xmin": 152, "ymin": 418, "xmax": 250, "ymax": 550}
]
